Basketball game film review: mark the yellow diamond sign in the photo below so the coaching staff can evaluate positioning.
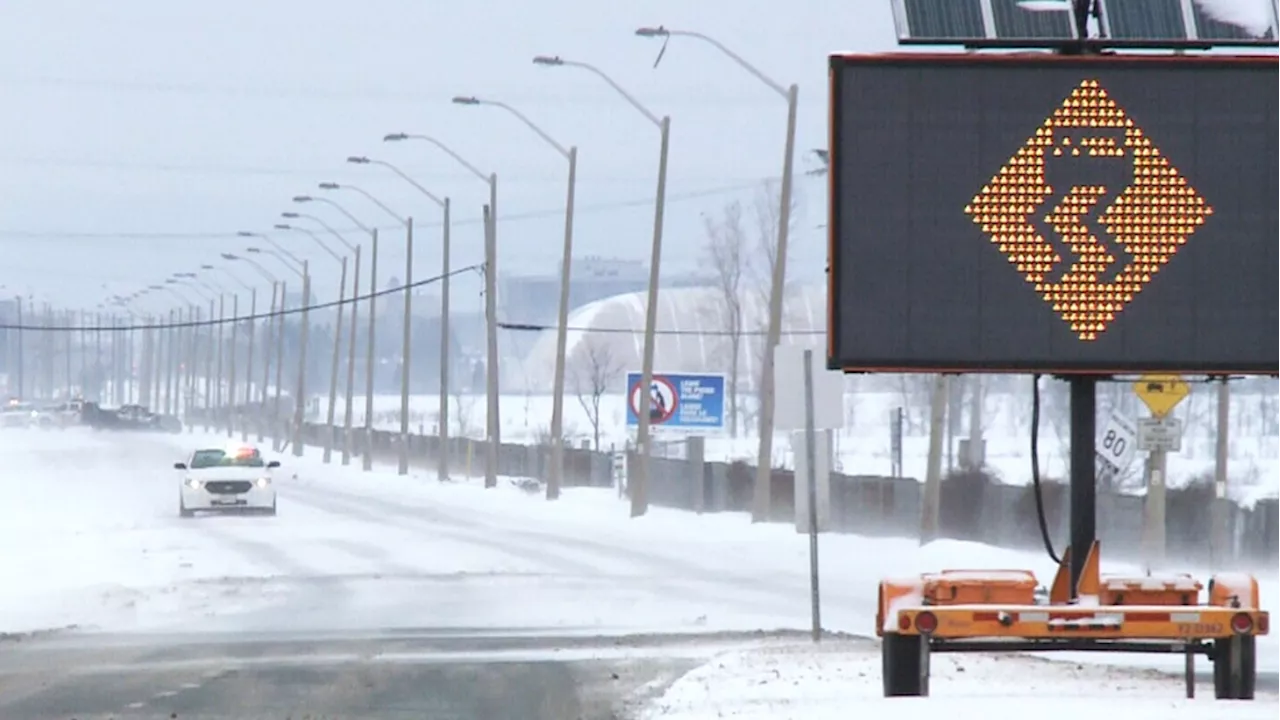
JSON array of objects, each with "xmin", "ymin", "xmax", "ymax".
[{"xmin": 964, "ymin": 79, "xmax": 1213, "ymax": 341}]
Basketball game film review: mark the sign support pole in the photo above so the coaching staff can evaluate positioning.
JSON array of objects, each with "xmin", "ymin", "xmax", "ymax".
[
  {"xmin": 1068, "ymin": 375, "xmax": 1097, "ymax": 598},
  {"xmin": 1143, "ymin": 445, "xmax": 1169, "ymax": 572},
  {"xmin": 802, "ymin": 348, "xmax": 821, "ymax": 643}
]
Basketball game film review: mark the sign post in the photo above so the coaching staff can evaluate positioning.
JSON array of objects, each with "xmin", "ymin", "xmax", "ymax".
[
  {"xmin": 1133, "ymin": 374, "xmax": 1191, "ymax": 571},
  {"xmin": 802, "ymin": 348, "xmax": 821, "ymax": 643}
]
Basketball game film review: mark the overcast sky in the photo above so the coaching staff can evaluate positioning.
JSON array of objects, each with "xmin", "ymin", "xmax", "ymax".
[
  {"xmin": 0, "ymin": 0, "xmax": 897, "ymax": 312},
  {"xmin": 1, "ymin": 0, "xmax": 1271, "ymax": 314}
]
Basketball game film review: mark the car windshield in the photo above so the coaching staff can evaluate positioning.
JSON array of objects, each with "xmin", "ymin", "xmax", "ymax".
[{"xmin": 190, "ymin": 448, "xmax": 265, "ymax": 469}]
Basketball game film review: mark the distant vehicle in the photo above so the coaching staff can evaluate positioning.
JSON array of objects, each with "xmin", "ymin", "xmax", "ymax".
[
  {"xmin": 81, "ymin": 402, "xmax": 182, "ymax": 433},
  {"xmin": 176, "ymin": 444, "xmax": 279, "ymax": 518},
  {"xmin": 0, "ymin": 400, "xmax": 35, "ymax": 428}
]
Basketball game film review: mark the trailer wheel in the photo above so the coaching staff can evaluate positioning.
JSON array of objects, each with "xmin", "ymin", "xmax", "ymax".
[
  {"xmin": 1213, "ymin": 635, "xmax": 1256, "ymax": 700},
  {"xmin": 882, "ymin": 633, "xmax": 924, "ymax": 696}
]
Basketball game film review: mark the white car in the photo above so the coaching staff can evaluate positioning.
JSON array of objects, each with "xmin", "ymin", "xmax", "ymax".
[{"xmin": 176, "ymin": 444, "xmax": 279, "ymax": 517}]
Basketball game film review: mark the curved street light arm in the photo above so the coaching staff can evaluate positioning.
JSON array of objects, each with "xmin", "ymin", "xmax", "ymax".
[
  {"xmin": 652, "ymin": 29, "xmax": 787, "ymax": 98},
  {"xmin": 260, "ymin": 251, "xmax": 307, "ymax": 281},
  {"xmin": 265, "ymin": 237, "xmax": 306, "ymax": 270},
  {"xmin": 560, "ymin": 59, "xmax": 661, "ymax": 127},
  {"xmin": 370, "ymin": 160, "xmax": 445, "ymax": 208},
  {"xmin": 482, "ymin": 100, "xmax": 570, "ymax": 158},
  {"xmin": 233, "ymin": 256, "xmax": 278, "ymax": 283},
  {"xmin": 290, "ymin": 227, "xmax": 343, "ymax": 264},
  {"xmin": 211, "ymin": 266, "xmax": 255, "ymax": 293},
  {"xmin": 344, "ymin": 186, "xmax": 409, "ymax": 227},
  {"xmin": 311, "ymin": 197, "xmax": 374, "ymax": 234},
  {"xmin": 297, "ymin": 213, "xmax": 357, "ymax": 252},
  {"xmin": 396, "ymin": 135, "xmax": 489, "ymax": 184}
]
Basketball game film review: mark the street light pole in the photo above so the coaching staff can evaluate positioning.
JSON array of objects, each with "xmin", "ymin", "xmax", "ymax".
[
  {"xmin": 382, "ymin": 133, "xmax": 499, "ymax": 487},
  {"xmin": 338, "ymin": 162, "xmax": 450, "ymax": 480},
  {"xmin": 452, "ymin": 95, "xmax": 578, "ymax": 498},
  {"xmin": 276, "ymin": 222, "xmax": 347, "ymax": 464},
  {"xmin": 283, "ymin": 210, "xmax": 362, "ymax": 464},
  {"xmin": 293, "ymin": 261, "xmax": 310, "ymax": 457},
  {"xmin": 635, "ymin": 26, "xmax": 800, "ymax": 522},
  {"xmin": 533, "ymin": 54, "xmax": 670, "ymax": 517},
  {"xmin": 227, "ymin": 293, "xmax": 238, "ymax": 438},
  {"xmin": 339, "ymin": 161, "xmax": 417, "ymax": 478},
  {"xmin": 364, "ymin": 230, "xmax": 379, "ymax": 471}
]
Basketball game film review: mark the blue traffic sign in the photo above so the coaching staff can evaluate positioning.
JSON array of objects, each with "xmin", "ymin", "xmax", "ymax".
[{"xmin": 625, "ymin": 372, "xmax": 725, "ymax": 431}]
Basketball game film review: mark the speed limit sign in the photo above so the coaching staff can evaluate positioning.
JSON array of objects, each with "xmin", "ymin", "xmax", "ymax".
[{"xmin": 1097, "ymin": 411, "xmax": 1137, "ymax": 474}]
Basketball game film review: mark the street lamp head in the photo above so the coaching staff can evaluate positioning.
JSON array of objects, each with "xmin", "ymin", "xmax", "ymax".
[
  {"xmin": 317, "ymin": 182, "xmax": 340, "ymax": 190},
  {"xmin": 635, "ymin": 26, "xmax": 670, "ymax": 37},
  {"xmin": 532, "ymin": 55, "xmax": 564, "ymax": 66},
  {"xmin": 274, "ymin": 223, "xmax": 291, "ymax": 230},
  {"xmin": 281, "ymin": 212, "xmax": 300, "ymax": 219},
  {"xmin": 383, "ymin": 132, "xmax": 408, "ymax": 142},
  {"xmin": 236, "ymin": 231, "xmax": 255, "ymax": 238},
  {"xmin": 200, "ymin": 265, "xmax": 215, "ymax": 270},
  {"xmin": 220, "ymin": 253, "xmax": 238, "ymax": 261},
  {"xmin": 346, "ymin": 156, "xmax": 371, "ymax": 164},
  {"xmin": 292, "ymin": 195, "xmax": 313, "ymax": 203},
  {"xmin": 246, "ymin": 247, "xmax": 263, "ymax": 254},
  {"xmin": 451, "ymin": 96, "xmax": 481, "ymax": 105}
]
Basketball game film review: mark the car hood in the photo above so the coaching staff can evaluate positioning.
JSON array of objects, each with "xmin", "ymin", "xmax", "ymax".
[{"xmin": 187, "ymin": 467, "xmax": 271, "ymax": 481}]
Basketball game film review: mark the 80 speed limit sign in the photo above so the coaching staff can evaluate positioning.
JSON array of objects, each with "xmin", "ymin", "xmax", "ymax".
[{"xmin": 1097, "ymin": 411, "xmax": 1138, "ymax": 474}]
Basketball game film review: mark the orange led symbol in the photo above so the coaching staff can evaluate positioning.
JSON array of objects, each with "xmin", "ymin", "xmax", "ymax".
[{"xmin": 964, "ymin": 79, "xmax": 1213, "ymax": 341}]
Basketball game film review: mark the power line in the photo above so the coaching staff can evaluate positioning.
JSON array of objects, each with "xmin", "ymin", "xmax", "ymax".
[
  {"xmin": 498, "ymin": 320, "xmax": 824, "ymax": 338},
  {"xmin": 0, "ymin": 179, "xmax": 775, "ymax": 241},
  {"xmin": 0, "ymin": 264, "xmax": 483, "ymax": 332}
]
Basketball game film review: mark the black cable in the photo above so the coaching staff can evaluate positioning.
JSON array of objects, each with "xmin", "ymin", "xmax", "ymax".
[
  {"xmin": 1030, "ymin": 373, "xmax": 1062, "ymax": 564},
  {"xmin": 498, "ymin": 321, "xmax": 825, "ymax": 337},
  {"xmin": 0, "ymin": 264, "xmax": 483, "ymax": 332}
]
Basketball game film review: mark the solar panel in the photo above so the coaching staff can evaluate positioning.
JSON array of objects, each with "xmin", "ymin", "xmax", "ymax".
[
  {"xmin": 1101, "ymin": 0, "xmax": 1190, "ymax": 40},
  {"xmin": 1190, "ymin": 1, "xmax": 1278, "ymax": 41},
  {"xmin": 990, "ymin": 0, "xmax": 1078, "ymax": 39},
  {"xmin": 891, "ymin": 0, "xmax": 1279, "ymax": 46},
  {"xmin": 893, "ymin": 0, "xmax": 1078, "ymax": 42},
  {"xmin": 893, "ymin": 0, "xmax": 987, "ymax": 42}
]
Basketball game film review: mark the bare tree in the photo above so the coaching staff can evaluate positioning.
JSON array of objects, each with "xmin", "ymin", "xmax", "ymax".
[
  {"xmin": 571, "ymin": 336, "xmax": 621, "ymax": 451},
  {"xmin": 703, "ymin": 200, "xmax": 747, "ymax": 436},
  {"xmin": 747, "ymin": 179, "xmax": 802, "ymax": 391}
]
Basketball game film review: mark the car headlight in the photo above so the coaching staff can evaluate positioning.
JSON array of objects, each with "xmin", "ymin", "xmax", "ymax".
[
  {"xmin": 185, "ymin": 478, "xmax": 203, "ymax": 490},
  {"xmin": 255, "ymin": 477, "xmax": 271, "ymax": 488}
]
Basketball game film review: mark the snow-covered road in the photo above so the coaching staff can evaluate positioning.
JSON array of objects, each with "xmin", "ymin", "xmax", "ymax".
[{"xmin": 1, "ymin": 426, "xmax": 1275, "ymax": 716}]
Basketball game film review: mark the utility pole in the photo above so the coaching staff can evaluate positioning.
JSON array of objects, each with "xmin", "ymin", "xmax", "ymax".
[
  {"xmin": 438, "ymin": 200, "xmax": 451, "ymax": 481},
  {"xmin": 324, "ymin": 258, "xmax": 348, "ymax": 463},
  {"xmin": 227, "ymin": 294, "xmax": 238, "ymax": 438},
  {"xmin": 292, "ymin": 263, "xmax": 311, "ymax": 457},
  {"xmin": 259, "ymin": 283, "xmax": 277, "ymax": 443},
  {"xmin": 272, "ymin": 281, "xmax": 287, "ymax": 451},
  {"xmin": 920, "ymin": 374, "xmax": 948, "ymax": 544},
  {"xmin": 363, "ymin": 230, "xmax": 379, "ymax": 472},
  {"xmin": 242, "ymin": 288, "xmax": 256, "ymax": 442},
  {"xmin": 482, "ymin": 204, "xmax": 499, "ymax": 487},
  {"xmin": 343, "ymin": 246, "xmax": 363, "ymax": 466},
  {"xmin": 398, "ymin": 217, "xmax": 414, "ymax": 476}
]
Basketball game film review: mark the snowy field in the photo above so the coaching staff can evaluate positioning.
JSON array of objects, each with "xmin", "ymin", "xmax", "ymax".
[{"xmin": 0, "ymin": 423, "xmax": 1275, "ymax": 716}]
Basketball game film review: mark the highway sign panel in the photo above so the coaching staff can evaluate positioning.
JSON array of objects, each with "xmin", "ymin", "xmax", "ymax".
[
  {"xmin": 1097, "ymin": 411, "xmax": 1137, "ymax": 474},
  {"xmin": 626, "ymin": 372, "xmax": 725, "ymax": 432},
  {"xmin": 1138, "ymin": 416, "xmax": 1184, "ymax": 453},
  {"xmin": 1134, "ymin": 374, "xmax": 1190, "ymax": 419},
  {"xmin": 827, "ymin": 53, "xmax": 1278, "ymax": 374}
]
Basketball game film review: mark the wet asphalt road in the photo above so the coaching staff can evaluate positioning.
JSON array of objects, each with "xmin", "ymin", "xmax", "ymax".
[{"xmin": 0, "ymin": 628, "xmax": 806, "ymax": 720}]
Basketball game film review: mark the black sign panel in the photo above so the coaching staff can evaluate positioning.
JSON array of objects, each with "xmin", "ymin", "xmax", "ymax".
[{"xmin": 828, "ymin": 53, "xmax": 1278, "ymax": 375}]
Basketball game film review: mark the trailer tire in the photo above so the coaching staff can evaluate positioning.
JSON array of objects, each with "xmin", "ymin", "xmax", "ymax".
[
  {"xmin": 1213, "ymin": 635, "xmax": 1256, "ymax": 700},
  {"xmin": 882, "ymin": 633, "xmax": 924, "ymax": 697}
]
